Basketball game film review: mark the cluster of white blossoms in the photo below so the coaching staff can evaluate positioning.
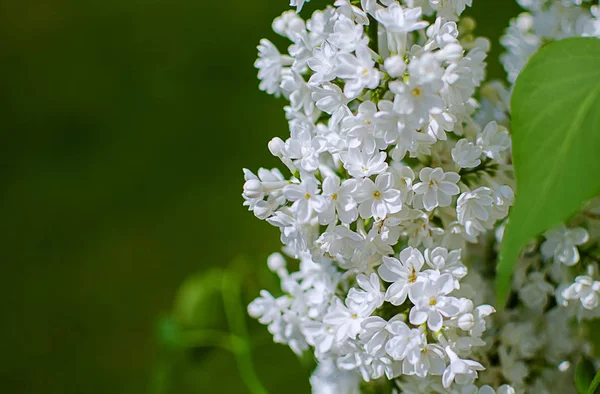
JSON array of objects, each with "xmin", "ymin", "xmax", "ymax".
[
  {"xmin": 466, "ymin": 2, "xmax": 600, "ymax": 393},
  {"xmin": 501, "ymin": 0, "xmax": 600, "ymax": 85},
  {"xmin": 243, "ymin": 0, "xmax": 600, "ymax": 393}
]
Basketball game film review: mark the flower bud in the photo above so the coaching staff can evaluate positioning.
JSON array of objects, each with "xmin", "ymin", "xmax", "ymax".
[
  {"xmin": 457, "ymin": 313, "xmax": 475, "ymax": 331},
  {"xmin": 243, "ymin": 179, "xmax": 264, "ymax": 199},
  {"xmin": 267, "ymin": 253, "xmax": 287, "ymax": 272},
  {"xmin": 268, "ymin": 137, "xmax": 286, "ymax": 158},
  {"xmin": 253, "ymin": 201, "xmax": 273, "ymax": 220},
  {"xmin": 384, "ymin": 55, "xmax": 406, "ymax": 78}
]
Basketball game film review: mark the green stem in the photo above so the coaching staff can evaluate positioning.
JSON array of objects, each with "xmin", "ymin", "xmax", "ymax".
[{"xmin": 222, "ymin": 269, "xmax": 270, "ymax": 394}]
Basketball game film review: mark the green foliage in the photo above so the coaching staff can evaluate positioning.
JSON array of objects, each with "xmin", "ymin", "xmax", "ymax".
[
  {"xmin": 496, "ymin": 38, "xmax": 600, "ymax": 306},
  {"xmin": 576, "ymin": 357, "xmax": 597, "ymax": 394},
  {"xmin": 575, "ymin": 356, "xmax": 600, "ymax": 394},
  {"xmin": 589, "ymin": 369, "xmax": 600, "ymax": 394},
  {"xmin": 151, "ymin": 259, "xmax": 269, "ymax": 394}
]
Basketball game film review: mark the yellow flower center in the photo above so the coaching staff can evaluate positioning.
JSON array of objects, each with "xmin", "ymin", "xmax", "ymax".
[{"xmin": 408, "ymin": 266, "xmax": 417, "ymax": 283}]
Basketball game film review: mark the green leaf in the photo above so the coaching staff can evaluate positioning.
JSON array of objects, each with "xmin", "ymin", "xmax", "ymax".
[
  {"xmin": 496, "ymin": 37, "xmax": 600, "ymax": 306},
  {"xmin": 576, "ymin": 357, "xmax": 597, "ymax": 393},
  {"xmin": 589, "ymin": 369, "xmax": 600, "ymax": 394},
  {"xmin": 172, "ymin": 269, "xmax": 225, "ymax": 328}
]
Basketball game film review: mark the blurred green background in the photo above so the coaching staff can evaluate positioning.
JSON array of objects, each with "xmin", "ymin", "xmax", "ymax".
[{"xmin": 0, "ymin": 1, "xmax": 521, "ymax": 393}]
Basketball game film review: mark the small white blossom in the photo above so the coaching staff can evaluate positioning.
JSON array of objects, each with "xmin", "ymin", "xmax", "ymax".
[
  {"xmin": 347, "ymin": 273, "xmax": 385, "ymax": 315},
  {"xmin": 452, "ymin": 139, "xmax": 483, "ymax": 168},
  {"xmin": 379, "ymin": 247, "xmax": 427, "ymax": 305},
  {"xmin": 337, "ymin": 45, "xmax": 382, "ymax": 99},
  {"xmin": 312, "ymin": 82, "xmax": 352, "ymax": 125},
  {"xmin": 456, "ymin": 187, "xmax": 494, "ymax": 239},
  {"xmin": 408, "ymin": 274, "xmax": 461, "ymax": 332},
  {"xmin": 324, "ymin": 297, "xmax": 371, "ymax": 341},
  {"xmin": 541, "ymin": 224, "xmax": 589, "ymax": 266},
  {"xmin": 255, "ymin": 39, "xmax": 292, "ymax": 96},
  {"xmin": 290, "ymin": 0, "xmax": 311, "ymax": 13},
  {"xmin": 413, "ymin": 167, "xmax": 461, "ymax": 211},
  {"xmin": 284, "ymin": 176, "xmax": 321, "ymax": 222},
  {"xmin": 341, "ymin": 148, "xmax": 388, "ymax": 178},
  {"xmin": 356, "ymin": 172, "xmax": 403, "ymax": 219},
  {"xmin": 329, "ymin": 14, "xmax": 367, "ymax": 52},
  {"xmin": 442, "ymin": 347, "xmax": 485, "ymax": 388},
  {"xmin": 476, "ymin": 121, "xmax": 510, "ymax": 161},
  {"xmin": 314, "ymin": 175, "xmax": 359, "ymax": 225},
  {"xmin": 518, "ymin": 272, "xmax": 554, "ymax": 310},
  {"xmin": 425, "ymin": 247, "xmax": 467, "ymax": 283},
  {"xmin": 562, "ymin": 275, "xmax": 600, "ymax": 310}
]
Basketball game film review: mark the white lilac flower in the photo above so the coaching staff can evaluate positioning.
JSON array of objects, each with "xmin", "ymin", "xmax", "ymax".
[
  {"xmin": 340, "ymin": 148, "xmax": 388, "ymax": 178},
  {"xmin": 413, "ymin": 167, "xmax": 461, "ymax": 211},
  {"xmin": 317, "ymin": 225, "xmax": 364, "ymax": 261},
  {"xmin": 244, "ymin": 1, "xmax": 600, "ymax": 392},
  {"xmin": 442, "ymin": 347, "xmax": 485, "ymax": 388},
  {"xmin": 369, "ymin": 214, "xmax": 403, "ymax": 247},
  {"xmin": 329, "ymin": 14, "xmax": 367, "ymax": 52},
  {"xmin": 310, "ymin": 359, "xmax": 361, "ymax": 394},
  {"xmin": 400, "ymin": 208, "xmax": 444, "ymax": 248},
  {"xmin": 389, "ymin": 163, "xmax": 415, "ymax": 205},
  {"xmin": 347, "ymin": 273, "xmax": 385, "ymax": 315},
  {"xmin": 562, "ymin": 275, "xmax": 600, "ymax": 310},
  {"xmin": 342, "ymin": 101, "xmax": 384, "ymax": 154},
  {"xmin": 452, "ymin": 139, "xmax": 482, "ymax": 169},
  {"xmin": 312, "ymin": 82, "xmax": 352, "ymax": 125},
  {"xmin": 518, "ymin": 272, "xmax": 554, "ymax": 310},
  {"xmin": 248, "ymin": 290, "xmax": 286, "ymax": 325},
  {"xmin": 429, "ymin": 0, "xmax": 474, "ymax": 21},
  {"xmin": 356, "ymin": 172, "xmax": 403, "ymax": 219},
  {"xmin": 384, "ymin": 319, "xmax": 424, "ymax": 361},
  {"xmin": 491, "ymin": 185, "xmax": 514, "ymax": 221},
  {"xmin": 541, "ymin": 224, "xmax": 589, "ymax": 266},
  {"xmin": 314, "ymin": 175, "xmax": 359, "ymax": 225},
  {"xmin": 479, "ymin": 385, "xmax": 516, "ymax": 394},
  {"xmin": 500, "ymin": 321, "xmax": 543, "ymax": 359},
  {"xmin": 242, "ymin": 168, "xmax": 287, "ymax": 219},
  {"xmin": 337, "ymin": 44, "xmax": 382, "ymax": 99},
  {"xmin": 456, "ymin": 187, "xmax": 494, "ymax": 239},
  {"xmin": 323, "ymin": 297, "xmax": 371, "ymax": 341},
  {"xmin": 379, "ymin": 247, "xmax": 427, "ymax": 305},
  {"xmin": 255, "ymin": 39, "xmax": 292, "ymax": 96},
  {"xmin": 476, "ymin": 121, "xmax": 511, "ymax": 161},
  {"xmin": 281, "ymin": 71, "xmax": 315, "ymax": 116},
  {"xmin": 272, "ymin": 11, "xmax": 306, "ymax": 42},
  {"xmin": 284, "ymin": 124, "xmax": 328, "ymax": 172},
  {"xmin": 408, "ymin": 274, "xmax": 462, "ymax": 332},
  {"xmin": 290, "ymin": 0, "xmax": 311, "ymax": 13},
  {"xmin": 307, "ymin": 41, "xmax": 338, "ymax": 86},
  {"xmin": 384, "ymin": 55, "xmax": 407, "ymax": 78},
  {"xmin": 360, "ymin": 316, "xmax": 393, "ymax": 357},
  {"xmin": 375, "ymin": 3, "xmax": 429, "ymax": 54},
  {"xmin": 389, "ymin": 57, "xmax": 445, "ymax": 126},
  {"xmin": 403, "ymin": 343, "xmax": 446, "ymax": 377},
  {"xmin": 266, "ymin": 209, "xmax": 309, "ymax": 256},
  {"xmin": 425, "ymin": 247, "xmax": 467, "ymax": 283},
  {"xmin": 284, "ymin": 176, "xmax": 321, "ymax": 222},
  {"xmin": 374, "ymin": 99, "xmax": 405, "ymax": 148}
]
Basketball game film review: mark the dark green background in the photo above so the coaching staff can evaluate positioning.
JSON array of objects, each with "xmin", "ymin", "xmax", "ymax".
[{"xmin": 0, "ymin": 1, "xmax": 521, "ymax": 393}]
